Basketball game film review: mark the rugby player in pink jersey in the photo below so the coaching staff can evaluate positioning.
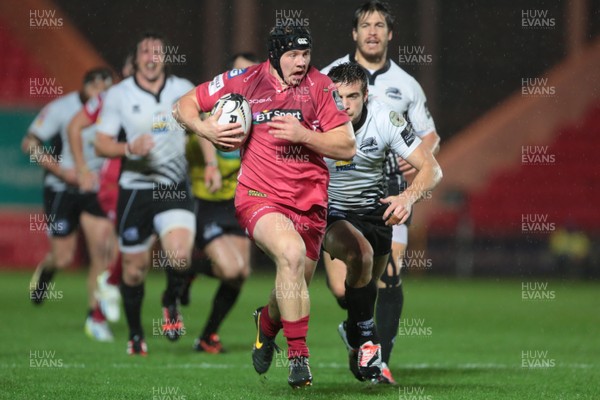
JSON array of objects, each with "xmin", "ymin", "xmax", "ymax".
[{"xmin": 174, "ymin": 26, "xmax": 356, "ymax": 388}]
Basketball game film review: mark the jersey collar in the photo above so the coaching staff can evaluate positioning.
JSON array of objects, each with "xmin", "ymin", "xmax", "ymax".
[
  {"xmin": 353, "ymin": 104, "xmax": 368, "ymax": 133},
  {"xmin": 266, "ymin": 60, "xmax": 309, "ymax": 93},
  {"xmin": 349, "ymin": 53, "xmax": 391, "ymax": 86},
  {"xmin": 133, "ymin": 74, "xmax": 168, "ymax": 102}
]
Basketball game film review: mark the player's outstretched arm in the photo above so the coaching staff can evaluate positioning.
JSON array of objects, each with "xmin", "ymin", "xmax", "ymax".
[
  {"xmin": 173, "ymin": 89, "xmax": 244, "ymax": 149},
  {"xmin": 381, "ymin": 144, "xmax": 442, "ymax": 226},
  {"xmin": 267, "ymin": 116, "xmax": 356, "ymax": 161}
]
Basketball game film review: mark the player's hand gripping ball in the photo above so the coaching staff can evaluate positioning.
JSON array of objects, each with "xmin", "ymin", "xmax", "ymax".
[{"xmin": 210, "ymin": 93, "xmax": 252, "ymax": 152}]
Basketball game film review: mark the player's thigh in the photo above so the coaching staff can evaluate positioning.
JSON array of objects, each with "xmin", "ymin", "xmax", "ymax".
[
  {"xmin": 49, "ymin": 233, "xmax": 78, "ymax": 268},
  {"xmin": 230, "ymin": 235, "xmax": 251, "ymax": 270},
  {"xmin": 389, "ymin": 241, "xmax": 407, "ymax": 276},
  {"xmin": 323, "ymin": 220, "xmax": 372, "ymax": 265},
  {"xmin": 155, "ymin": 208, "xmax": 195, "ymax": 260},
  {"xmin": 204, "ymin": 235, "xmax": 246, "ymax": 280},
  {"xmin": 373, "ymin": 253, "xmax": 392, "ymax": 282},
  {"xmin": 80, "ymin": 212, "xmax": 115, "ymax": 259},
  {"xmin": 253, "ymin": 212, "xmax": 306, "ymax": 268},
  {"xmin": 323, "ymin": 251, "xmax": 347, "ymax": 298}
]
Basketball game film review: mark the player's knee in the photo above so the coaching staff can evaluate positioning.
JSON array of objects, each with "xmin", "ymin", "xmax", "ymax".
[
  {"xmin": 53, "ymin": 252, "xmax": 74, "ymax": 269},
  {"xmin": 345, "ymin": 246, "xmax": 373, "ymax": 270},
  {"xmin": 123, "ymin": 268, "xmax": 144, "ymax": 285},
  {"xmin": 275, "ymin": 246, "xmax": 305, "ymax": 274}
]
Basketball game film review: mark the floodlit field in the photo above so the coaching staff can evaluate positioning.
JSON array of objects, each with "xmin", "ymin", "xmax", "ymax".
[{"xmin": 2, "ymin": 270, "xmax": 599, "ymax": 399}]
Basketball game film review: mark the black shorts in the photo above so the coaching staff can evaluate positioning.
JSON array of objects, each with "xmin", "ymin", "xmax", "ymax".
[
  {"xmin": 194, "ymin": 197, "xmax": 245, "ymax": 248},
  {"xmin": 43, "ymin": 187, "xmax": 106, "ymax": 237},
  {"xmin": 117, "ymin": 181, "xmax": 194, "ymax": 249},
  {"xmin": 326, "ymin": 204, "xmax": 392, "ymax": 257}
]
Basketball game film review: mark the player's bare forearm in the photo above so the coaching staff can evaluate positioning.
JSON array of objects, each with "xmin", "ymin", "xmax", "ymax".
[
  {"xmin": 23, "ymin": 134, "xmax": 60, "ymax": 174},
  {"xmin": 199, "ymin": 136, "xmax": 218, "ymax": 166},
  {"xmin": 268, "ymin": 117, "xmax": 355, "ymax": 159},
  {"xmin": 303, "ymin": 122, "xmax": 356, "ymax": 160},
  {"xmin": 421, "ymin": 130, "xmax": 440, "ymax": 155},
  {"xmin": 174, "ymin": 91, "xmax": 243, "ymax": 147},
  {"xmin": 401, "ymin": 153, "xmax": 442, "ymax": 206},
  {"xmin": 173, "ymin": 91, "xmax": 203, "ymax": 136},
  {"xmin": 95, "ymin": 132, "xmax": 128, "ymax": 158},
  {"xmin": 67, "ymin": 110, "xmax": 93, "ymax": 172}
]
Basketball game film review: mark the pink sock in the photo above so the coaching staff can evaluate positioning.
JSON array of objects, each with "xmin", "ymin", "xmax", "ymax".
[
  {"xmin": 107, "ymin": 254, "xmax": 122, "ymax": 286},
  {"xmin": 259, "ymin": 305, "xmax": 282, "ymax": 338},
  {"xmin": 282, "ymin": 315, "xmax": 309, "ymax": 358}
]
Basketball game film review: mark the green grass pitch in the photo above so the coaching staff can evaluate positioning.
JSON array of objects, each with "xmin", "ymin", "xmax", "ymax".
[{"xmin": 1, "ymin": 270, "xmax": 598, "ymax": 399}]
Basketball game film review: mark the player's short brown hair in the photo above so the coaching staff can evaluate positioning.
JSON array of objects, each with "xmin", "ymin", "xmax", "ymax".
[
  {"xmin": 353, "ymin": 0, "xmax": 395, "ymax": 31},
  {"xmin": 327, "ymin": 62, "xmax": 368, "ymax": 96}
]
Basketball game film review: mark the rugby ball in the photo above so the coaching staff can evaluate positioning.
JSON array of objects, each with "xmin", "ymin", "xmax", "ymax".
[{"xmin": 210, "ymin": 93, "xmax": 252, "ymax": 152}]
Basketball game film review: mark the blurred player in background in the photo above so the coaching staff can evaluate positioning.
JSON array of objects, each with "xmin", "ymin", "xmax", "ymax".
[
  {"xmin": 23, "ymin": 68, "xmax": 115, "ymax": 341},
  {"xmin": 174, "ymin": 26, "xmax": 355, "ymax": 388},
  {"xmin": 321, "ymin": 0, "xmax": 441, "ymax": 383},
  {"xmin": 323, "ymin": 62, "xmax": 441, "ymax": 381},
  {"xmin": 95, "ymin": 32, "xmax": 195, "ymax": 355},
  {"xmin": 67, "ymin": 53, "xmax": 135, "ymax": 323},
  {"xmin": 173, "ymin": 52, "xmax": 258, "ymax": 354}
]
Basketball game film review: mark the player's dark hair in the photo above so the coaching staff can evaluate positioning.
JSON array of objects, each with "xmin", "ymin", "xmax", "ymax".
[
  {"xmin": 327, "ymin": 62, "xmax": 368, "ymax": 96},
  {"xmin": 82, "ymin": 67, "xmax": 113, "ymax": 86},
  {"xmin": 353, "ymin": 0, "xmax": 395, "ymax": 31},
  {"xmin": 131, "ymin": 31, "xmax": 171, "ymax": 74},
  {"xmin": 226, "ymin": 52, "xmax": 260, "ymax": 70}
]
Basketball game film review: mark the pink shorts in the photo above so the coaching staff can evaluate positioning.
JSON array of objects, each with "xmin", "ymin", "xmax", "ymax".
[{"xmin": 235, "ymin": 185, "xmax": 326, "ymax": 261}]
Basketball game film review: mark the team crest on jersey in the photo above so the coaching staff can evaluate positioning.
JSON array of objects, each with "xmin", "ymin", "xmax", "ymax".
[
  {"xmin": 385, "ymin": 87, "xmax": 402, "ymax": 100},
  {"xmin": 335, "ymin": 160, "xmax": 356, "ymax": 171},
  {"xmin": 360, "ymin": 137, "xmax": 378, "ymax": 153},
  {"xmin": 389, "ymin": 111, "xmax": 405, "ymax": 128}
]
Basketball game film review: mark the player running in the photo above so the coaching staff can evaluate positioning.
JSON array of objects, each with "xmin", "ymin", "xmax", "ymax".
[
  {"xmin": 321, "ymin": 0, "xmax": 441, "ymax": 383},
  {"xmin": 24, "ymin": 68, "xmax": 115, "ymax": 341},
  {"xmin": 66, "ymin": 54, "xmax": 135, "ymax": 323},
  {"xmin": 94, "ymin": 32, "xmax": 196, "ymax": 355},
  {"xmin": 323, "ymin": 62, "xmax": 441, "ymax": 381},
  {"xmin": 173, "ymin": 53, "xmax": 259, "ymax": 354},
  {"xmin": 173, "ymin": 26, "xmax": 355, "ymax": 388}
]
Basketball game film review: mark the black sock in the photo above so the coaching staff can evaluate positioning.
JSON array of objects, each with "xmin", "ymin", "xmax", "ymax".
[
  {"xmin": 336, "ymin": 296, "xmax": 348, "ymax": 310},
  {"xmin": 120, "ymin": 282, "xmax": 145, "ymax": 339},
  {"xmin": 345, "ymin": 279, "xmax": 379, "ymax": 348},
  {"xmin": 163, "ymin": 266, "xmax": 188, "ymax": 307},
  {"xmin": 201, "ymin": 282, "xmax": 241, "ymax": 338},
  {"xmin": 377, "ymin": 283, "xmax": 404, "ymax": 364}
]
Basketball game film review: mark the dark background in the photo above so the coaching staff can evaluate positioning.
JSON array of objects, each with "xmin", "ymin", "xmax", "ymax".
[{"xmin": 54, "ymin": 0, "xmax": 600, "ymax": 142}]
